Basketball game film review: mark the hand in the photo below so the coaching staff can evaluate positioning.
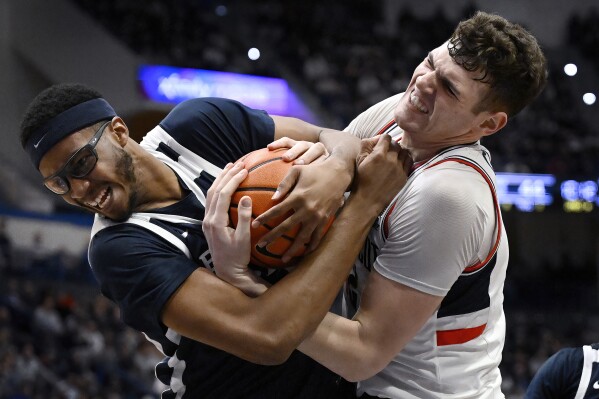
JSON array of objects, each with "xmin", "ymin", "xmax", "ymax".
[
  {"xmin": 268, "ymin": 137, "xmax": 329, "ymax": 165},
  {"xmin": 352, "ymin": 135, "xmax": 413, "ymax": 210},
  {"xmin": 252, "ymin": 156, "xmax": 350, "ymax": 262},
  {"xmin": 203, "ymin": 162, "xmax": 269, "ymax": 296}
]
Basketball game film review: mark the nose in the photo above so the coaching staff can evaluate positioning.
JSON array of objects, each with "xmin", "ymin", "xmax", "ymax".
[
  {"xmin": 67, "ymin": 177, "xmax": 91, "ymax": 199},
  {"xmin": 414, "ymin": 71, "xmax": 435, "ymax": 94}
]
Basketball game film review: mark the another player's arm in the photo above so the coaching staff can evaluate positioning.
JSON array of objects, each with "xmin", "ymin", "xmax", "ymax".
[
  {"xmin": 299, "ymin": 174, "xmax": 484, "ymax": 380},
  {"xmin": 163, "ymin": 136, "xmax": 410, "ymax": 365},
  {"xmin": 298, "ymin": 272, "xmax": 443, "ymax": 381},
  {"xmin": 256, "ymin": 116, "xmax": 362, "ymax": 257}
]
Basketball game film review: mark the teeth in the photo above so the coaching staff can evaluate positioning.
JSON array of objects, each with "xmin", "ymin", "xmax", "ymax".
[
  {"xmin": 86, "ymin": 188, "xmax": 109, "ymax": 209},
  {"xmin": 410, "ymin": 92, "xmax": 429, "ymax": 113}
]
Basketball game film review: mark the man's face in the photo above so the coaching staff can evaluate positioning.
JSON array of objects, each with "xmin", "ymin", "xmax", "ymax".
[
  {"xmin": 38, "ymin": 125, "xmax": 138, "ymax": 222},
  {"xmin": 394, "ymin": 43, "xmax": 494, "ymax": 157}
]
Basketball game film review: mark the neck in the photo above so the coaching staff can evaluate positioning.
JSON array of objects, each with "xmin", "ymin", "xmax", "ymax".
[{"xmin": 133, "ymin": 149, "xmax": 184, "ymax": 212}]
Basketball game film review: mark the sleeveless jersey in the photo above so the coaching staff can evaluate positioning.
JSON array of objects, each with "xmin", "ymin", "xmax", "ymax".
[
  {"xmin": 526, "ymin": 343, "xmax": 599, "ymax": 399},
  {"xmin": 88, "ymin": 98, "xmax": 349, "ymax": 399},
  {"xmin": 344, "ymin": 93, "xmax": 508, "ymax": 398}
]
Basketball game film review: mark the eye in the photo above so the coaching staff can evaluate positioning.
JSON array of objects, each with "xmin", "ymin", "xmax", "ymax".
[
  {"xmin": 445, "ymin": 84, "xmax": 456, "ymax": 97},
  {"xmin": 69, "ymin": 152, "xmax": 96, "ymax": 176}
]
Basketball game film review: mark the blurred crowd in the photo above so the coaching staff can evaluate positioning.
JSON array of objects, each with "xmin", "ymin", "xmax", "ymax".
[
  {"xmin": 0, "ymin": 220, "xmax": 164, "ymax": 398},
  {"xmin": 73, "ymin": 0, "xmax": 599, "ymax": 178}
]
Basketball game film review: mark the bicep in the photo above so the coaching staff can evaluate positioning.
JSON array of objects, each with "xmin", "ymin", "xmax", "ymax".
[
  {"xmin": 272, "ymin": 115, "xmax": 322, "ymax": 142},
  {"xmin": 161, "ymin": 268, "xmax": 282, "ymax": 363},
  {"xmin": 354, "ymin": 270, "xmax": 443, "ymax": 368}
]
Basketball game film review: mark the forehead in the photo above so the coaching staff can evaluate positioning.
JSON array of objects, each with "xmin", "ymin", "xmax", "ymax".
[
  {"xmin": 38, "ymin": 128, "xmax": 95, "ymax": 175},
  {"xmin": 431, "ymin": 43, "xmax": 490, "ymax": 100}
]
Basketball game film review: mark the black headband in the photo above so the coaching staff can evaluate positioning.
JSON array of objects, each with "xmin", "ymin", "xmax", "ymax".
[{"xmin": 25, "ymin": 98, "xmax": 117, "ymax": 169}]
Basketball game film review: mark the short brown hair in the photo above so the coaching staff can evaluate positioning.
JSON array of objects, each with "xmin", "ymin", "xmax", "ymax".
[{"xmin": 448, "ymin": 11, "xmax": 548, "ymax": 117}]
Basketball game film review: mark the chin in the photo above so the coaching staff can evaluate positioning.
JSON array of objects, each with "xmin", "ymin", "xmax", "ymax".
[{"xmin": 105, "ymin": 211, "xmax": 133, "ymax": 223}]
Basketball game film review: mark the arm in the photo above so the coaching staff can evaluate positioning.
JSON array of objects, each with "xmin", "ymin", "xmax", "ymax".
[
  {"xmin": 298, "ymin": 271, "xmax": 443, "ymax": 381},
  {"xmin": 164, "ymin": 135, "xmax": 412, "ymax": 365},
  {"xmin": 300, "ymin": 165, "xmax": 497, "ymax": 380},
  {"xmin": 254, "ymin": 116, "xmax": 362, "ymax": 256}
]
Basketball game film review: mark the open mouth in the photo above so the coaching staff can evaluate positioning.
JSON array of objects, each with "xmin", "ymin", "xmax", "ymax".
[
  {"xmin": 409, "ymin": 91, "xmax": 429, "ymax": 114},
  {"xmin": 85, "ymin": 187, "xmax": 111, "ymax": 210}
]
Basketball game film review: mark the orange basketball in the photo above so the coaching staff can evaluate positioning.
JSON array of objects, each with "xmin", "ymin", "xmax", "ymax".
[{"xmin": 229, "ymin": 148, "xmax": 334, "ymax": 268}]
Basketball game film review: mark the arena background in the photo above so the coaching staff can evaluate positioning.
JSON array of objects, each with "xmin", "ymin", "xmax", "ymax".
[{"xmin": 0, "ymin": 0, "xmax": 598, "ymax": 397}]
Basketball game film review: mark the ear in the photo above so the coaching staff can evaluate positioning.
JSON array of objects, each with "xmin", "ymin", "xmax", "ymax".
[
  {"xmin": 110, "ymin": 116, "xmax": 130, "ymax": 147},
  {"xmin": 478, "ymin": 111, "xmax": 507, "ymax": 137}
]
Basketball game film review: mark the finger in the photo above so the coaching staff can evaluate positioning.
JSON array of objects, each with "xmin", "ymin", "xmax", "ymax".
[
  {"xmin": 257, "ymin": 214, "xmax": 301, "ymax": 247},
  {"xmin": 208, "ymin": 163, "xmax": 245, "ymax": 216},
  {"xmin": 270, "ymin": 166, "xmax": 300, "ymax": 201},
  {"xmin": 356, "ymin": 135, "xmax": 382, "ymax": 166},
  {"xmin": 214, "ymin": 162, "xmax": 245, "ymax": 194},
  {"xmin": 267, "ymin": 137, "xmax": 296, "ymax": 150},
  {"xmin": 282, "ymin": 219, "xmax": 318, "ymax": 261},
  {"xmin": 307, "ymin": 220, "xmax": 329, "ymax": 253},
  {"xmin": 213, "ymin": 167, "xmax": 248, "ymax": 226},
  {"xmin": 234, "ymin": 196, "xmax": 253, "ymax": 243},
  {"xmin": 293, "ymin": 143, "xmax": 328, "ymax": 165},
  {"xmin": 399, "ymin": 148, "xmax": 414, "ymax": 171},
  {"xmin": 252, "ymin": 200, "xmax": 293, "ymax": 228},
  {"xmin": 281, "ymin": 141, "xmax": 310, "ymax": 162},
  {"xmin": 372, "ymin": 133, "xmax": 391, "ymax": 154},
  {"xmin": 206, "ymin": 162, "xmax": 234, "ymax": 211}
]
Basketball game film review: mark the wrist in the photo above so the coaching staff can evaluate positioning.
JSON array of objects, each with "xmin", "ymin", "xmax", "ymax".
[
  {"xmin": 343, "ymin": 192, "xmax": 386, "ymax": 221},
  {"xmin": 324, "ymin": 153, "xmax": 354, "ymax": 192}
]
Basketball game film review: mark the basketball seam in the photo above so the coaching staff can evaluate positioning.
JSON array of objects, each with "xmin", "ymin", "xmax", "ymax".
[
  {"xmin": 248, "ymin": 157, "xmax": 283, "ymax": 172},
  {"xmin": 235, "ymin": 187, "xmax": 277, "ymax": 192}
]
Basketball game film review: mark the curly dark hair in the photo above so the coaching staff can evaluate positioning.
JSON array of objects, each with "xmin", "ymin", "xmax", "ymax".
[
  {"xmin": 20, "ymin": 83, "xmax": 103, "ymax": 148},
  {"xmin": 448, "ymin": 11, "xmax": 548, "ymax": 117}
]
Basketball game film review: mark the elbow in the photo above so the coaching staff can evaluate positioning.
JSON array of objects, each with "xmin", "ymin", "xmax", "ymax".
[
  {"xmin": 244, "ymin": 332, "xmax": 298, "ymax": 366},
  {"xmin": 340, "ymin": 356, "xmax": 387, "ymax": 383}
]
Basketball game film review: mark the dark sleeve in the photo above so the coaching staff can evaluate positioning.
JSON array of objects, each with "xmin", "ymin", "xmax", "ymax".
[
  {"xmin": 525, "ymin": 347, "xmax": 583, "ymax": 399},
  {"xmin": 89, "ymin": 224, "xmax": 198, "ymax": 336},
  {"xmin": 159, "ymin": 97, "xmax": 276, "ymax": 168}
]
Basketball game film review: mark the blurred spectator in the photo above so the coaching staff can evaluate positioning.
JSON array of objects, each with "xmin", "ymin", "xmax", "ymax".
[{"xmin": 0, "ymin": 218, "xmax": 13, "ymax": 272}]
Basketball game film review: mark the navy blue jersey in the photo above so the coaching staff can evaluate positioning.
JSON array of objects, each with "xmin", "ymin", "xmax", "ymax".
[
  {"xmin": 526, "ymin": 343, "xmax": 599, "ymax": 399},
  {"xmin": 89, "ymin": 98, "xmax": 353, "ymax": 398}
]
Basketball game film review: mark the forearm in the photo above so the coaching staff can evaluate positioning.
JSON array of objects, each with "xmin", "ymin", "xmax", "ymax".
[
  {"xmin": 272, "ymin": 115, "xmax": 360, "ymax": 188},
  {"xmin": 298, "ymin": 313, "xmax": 382, "ymax": 382},
  {"xmin": 250, "ymin": 193, "xmax": 381, "ymax": 354}
]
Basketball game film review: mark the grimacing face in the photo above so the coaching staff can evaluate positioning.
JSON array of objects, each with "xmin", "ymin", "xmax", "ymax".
[
  {"xmin": 394, "ymin": 43, "xmax": 504, "ymax": 161},
  {"xmin": 38, "ymin": 124, "xmax": 139, "ymax": 222}
]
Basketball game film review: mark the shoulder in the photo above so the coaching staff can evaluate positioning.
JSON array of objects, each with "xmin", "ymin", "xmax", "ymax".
[
  {"xmin": 526, "ymin": 347, "xmax": 583, "ymax": 397},
  {"xmin": 344, "ymin": 93, "xmax": 403, "ymax": 138},
  {"xmin": 410, "ymin": 162, "xmax": 491, "ymax": 213},
  {"xmin": 88, "ymin": 223, "xmax": 197, "ymax": 331},
  {"xmin": 89, "ymin": 222, "xmax": 190, "ymax": 274},
  {"xmin": 161, "ymin": 97, "xmax": 273, "ymax": 133},
  {"xmin": 157, "ymin": 98, "xmax": 275, "ymax": 157},
  {"xmin": 536, "ymin": 347, "xmax": 583, "ymax": 382}
]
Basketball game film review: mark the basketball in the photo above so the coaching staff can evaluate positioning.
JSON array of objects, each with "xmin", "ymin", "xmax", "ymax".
[{"xmin": 229, "ymin": 148, "xmax": 334, "ymax": 268}]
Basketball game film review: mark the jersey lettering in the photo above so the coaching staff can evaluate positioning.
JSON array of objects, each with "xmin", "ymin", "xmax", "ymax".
[{"xmin": 198, "ymin": 249, "xmax": 214, "ymax": 271}]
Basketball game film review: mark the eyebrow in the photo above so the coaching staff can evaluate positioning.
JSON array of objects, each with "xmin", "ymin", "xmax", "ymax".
[{"xmin": 428, "ymin": 52, "xmax": 461, "ymax": 100}]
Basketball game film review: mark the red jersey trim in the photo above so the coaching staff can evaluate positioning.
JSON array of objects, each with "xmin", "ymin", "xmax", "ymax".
[
  {"xmin": 376, "ymin": 119, "xmax": 397, "ymax": 136},
  {"xmin": 437, "ymin": 323, "xmax": 487, "ymax": 346}
]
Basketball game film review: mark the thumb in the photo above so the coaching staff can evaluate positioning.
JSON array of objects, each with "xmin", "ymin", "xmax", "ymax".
[{"xmin": 235, "ymin": 196, "xmax": 253, "ymax": 239}]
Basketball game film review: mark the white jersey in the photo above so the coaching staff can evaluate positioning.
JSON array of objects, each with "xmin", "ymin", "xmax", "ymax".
[{"xmin": 344, "ymin": 93, "xmax": 508, "ymax": 398}]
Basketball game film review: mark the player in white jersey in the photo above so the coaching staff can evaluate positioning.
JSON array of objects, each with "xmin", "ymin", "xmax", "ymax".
[
  {"xmin": 342, "ymin": 92, "xmax": 508, "ymax": 398},
  {"xmin": 206, "ymin": 11, "xmax": 548, "ymax": 399}
]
